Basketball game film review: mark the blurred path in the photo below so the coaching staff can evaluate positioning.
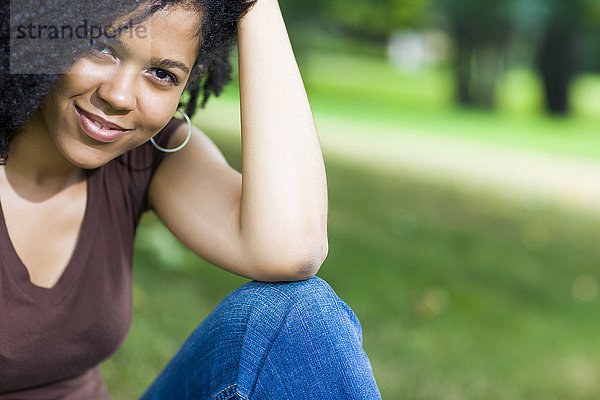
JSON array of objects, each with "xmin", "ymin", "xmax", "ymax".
[{"xmin": 198, "ymin": 100, "xmax": 600, "ymax": 213}]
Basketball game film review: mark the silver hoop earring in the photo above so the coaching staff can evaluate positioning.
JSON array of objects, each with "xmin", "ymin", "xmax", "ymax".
[{"xmin": 151, "ymin": 109, "xmax": 192, "ymax": 153}]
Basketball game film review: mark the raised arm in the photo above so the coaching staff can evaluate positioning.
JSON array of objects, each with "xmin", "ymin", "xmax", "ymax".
[
  {"xmin": 149, "ymin": 0, "xmax": 328, "ymax": 281},
  {"xmin": 236, "ymin": 0, "xmax": 328, "ymax": 275}
]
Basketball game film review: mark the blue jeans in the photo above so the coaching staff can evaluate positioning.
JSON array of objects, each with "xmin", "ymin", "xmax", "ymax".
[{"xmin": 140, "ymin": 277, "xmax": 382, "ymax": 399}]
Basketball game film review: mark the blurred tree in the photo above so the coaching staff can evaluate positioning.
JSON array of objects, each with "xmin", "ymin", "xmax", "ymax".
[
  {"xmin": 533, "ymin": 0, "xmax": 584, "ymax": 115},
  {"xmin": 578, "ymin": 1, "xmax": 600, "ymax": 72},
  {"xmin": 278, "ymin": 0, "xmax": 326, "ymax": 28},
  {"xmin": 280, "ymin": 0, "xmax": 432, "ymax": 43},
  {"xmin": 281, "ymin": 0, "xmax": 598, "ymax": 116},
  {"xmin": 324, "ymin": 0, "xmax": 432, "ymax": 40},
  {"xmin": 279, "ymin": 0, "xmax": 434, "ymax": 75},
  {"xmin": 435, "ymin": 0, "xmax": 593, "ymax": 115},
  {"xmin": 435, "ymin": 0, "xmax": 512, "ymax": 108}
]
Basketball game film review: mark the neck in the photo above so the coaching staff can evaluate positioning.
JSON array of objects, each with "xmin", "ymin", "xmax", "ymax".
[{"xmin": 3, "ymin": 110, "xmax": 84, "ymax": 200}]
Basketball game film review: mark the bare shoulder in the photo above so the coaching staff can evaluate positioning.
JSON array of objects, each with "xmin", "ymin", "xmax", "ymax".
[
  {"xmin": 148, "ymin": 121, "xmax": 242, "ymax": 211},
  {"xmin": 164, "ymin": 120, "xmax": 229, "ymax": 166}
]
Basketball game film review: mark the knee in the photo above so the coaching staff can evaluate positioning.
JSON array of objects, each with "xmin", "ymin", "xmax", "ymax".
[
  {"xmin": 226, "ymin": 276, "xmax": 363, "ymax": 344},
  {"xmin": 232, "ymin": 278, "xmax": 373, "ymax": 398},
  {"xmin": 229, "ymin": 276, "xmax": 340, "ymax": 314},
  {"xmin": 244, "ymin": 276, "xmax": 341, "ymax": 310}
]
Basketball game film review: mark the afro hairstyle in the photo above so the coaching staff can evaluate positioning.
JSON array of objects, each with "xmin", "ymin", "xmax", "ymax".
[{"xmin": 0, "ymin": 0, "xmax": 254, "ymax": 162}]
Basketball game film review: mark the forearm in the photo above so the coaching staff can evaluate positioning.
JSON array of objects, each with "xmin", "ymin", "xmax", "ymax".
[{"xmin": 237, "ymin": 0, "xmax": 328, "ymax": 277}]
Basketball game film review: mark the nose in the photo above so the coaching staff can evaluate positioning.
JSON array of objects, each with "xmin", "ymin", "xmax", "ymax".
[{"xmin": 96, "ymin": 67, "xmax": 137, "ymax": 112}]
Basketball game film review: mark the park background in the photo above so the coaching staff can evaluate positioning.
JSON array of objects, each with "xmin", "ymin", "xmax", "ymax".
[{"xmin": 102, "ymin": 0, "xmax": 600, "ymax": 398}]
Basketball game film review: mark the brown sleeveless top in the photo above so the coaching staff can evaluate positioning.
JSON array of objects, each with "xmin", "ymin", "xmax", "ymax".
[{"xmin": 0, "ymin": 118, "xmax": 183, "ymax": 399}]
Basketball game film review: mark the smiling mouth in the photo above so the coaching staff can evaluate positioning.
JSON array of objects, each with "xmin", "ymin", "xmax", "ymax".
[{"xmin": 75, "ymin": 105, "xmax": 131, "ymax": 143}]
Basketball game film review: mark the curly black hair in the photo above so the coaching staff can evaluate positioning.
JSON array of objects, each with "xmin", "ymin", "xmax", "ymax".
[{"xmin": 0, "ymin": 0, "xmax": 254, "ymax": 162}]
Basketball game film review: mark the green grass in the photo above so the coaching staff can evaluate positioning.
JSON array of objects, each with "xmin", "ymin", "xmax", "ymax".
[{"xmin": 103, "ymin": 133, "xmax": 600, "ymax": 399}]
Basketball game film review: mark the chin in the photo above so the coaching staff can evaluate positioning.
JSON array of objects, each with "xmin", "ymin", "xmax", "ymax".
[
  {"xmin": 67, "ymin": 154, "xmax": 114, "ymax": 170},
  {"xmin": 58, "ymin": 141, "xmax": 121, "ymax": 170},
  {"xmin": 71, "ymin": 158, "xmax": 111, "ymax": 170}
]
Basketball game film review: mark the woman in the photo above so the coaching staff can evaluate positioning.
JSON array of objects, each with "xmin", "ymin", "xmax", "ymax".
[{"xmin": 0, "ymin": 0, "xmax": 381, "ymax": 398}]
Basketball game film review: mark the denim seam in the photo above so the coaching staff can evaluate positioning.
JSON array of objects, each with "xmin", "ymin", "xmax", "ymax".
[
  {"xmin": 210, "ymin": 383, "xmax": 248, "ymax": 400},
  {"xmin": 209, "ymin": 384, "xmax": 233, "ymax": 400},
  {"xmin": 253, "ymin": 298, "xmax": 319, "ymax": 398},
  {"xmin": 250, "ymin": 279, "xmax": 345, "ymax": 398},
  {"xmin": 242, "ymin": 283, "xmax": 298, "ymax": 398}
]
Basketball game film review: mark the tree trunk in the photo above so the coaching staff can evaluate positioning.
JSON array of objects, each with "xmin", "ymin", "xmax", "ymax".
[
  {"xmin": 472, "ymin": 47, "xmax": 502, "ymax": 109},
  {"xmin": 453, "ymin": 18, "xmax": 504, "ymax": 111},
  {"xmin": 537, "ymin": 30, "xmax": 575, "ymax": 115}
]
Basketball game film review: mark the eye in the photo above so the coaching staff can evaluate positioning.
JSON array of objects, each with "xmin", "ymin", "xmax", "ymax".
[
  {"xmin": 148, "ymin": 68, "xmax": 178, "ymax": 86},
  {"xmin": 90, "ymin": 40, "xmax": 116, "ymax": 59}
]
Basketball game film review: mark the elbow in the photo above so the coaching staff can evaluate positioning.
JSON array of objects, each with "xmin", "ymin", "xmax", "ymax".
[
  {"xmin": 250, "ymin": 235, "xmax": 329, "ymax": 282},
  {"xmin": 291, "ymin": 238, "xmax": 329, "ymax": 280}
]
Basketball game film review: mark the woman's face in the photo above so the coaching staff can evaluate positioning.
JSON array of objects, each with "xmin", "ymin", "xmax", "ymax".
[{"xmin": 39, "ymin": 5, "xmax": 201, "ymax": 169}]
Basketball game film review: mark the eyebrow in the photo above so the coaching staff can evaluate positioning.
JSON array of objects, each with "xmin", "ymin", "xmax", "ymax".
[
  {"xmin": 107, "ymin": 37, "xmax": 191, "ymax": 76},
  {"xmin": 150, "ymin": 57, "xmax": 190, "ymax": 76}
]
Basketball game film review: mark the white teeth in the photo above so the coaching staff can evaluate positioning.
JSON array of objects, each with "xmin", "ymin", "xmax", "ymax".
[
  {"xmin": 86, "ymin": 113, "xmax": 120, "ymax": 130},
  {"xmin": 94, "ymin": 121, "xmax": 113, "ymax": 130}
]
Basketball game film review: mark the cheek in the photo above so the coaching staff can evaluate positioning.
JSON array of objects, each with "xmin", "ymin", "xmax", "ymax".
[
  {"xmin": 56, "ymin": 60, "xmax": 105, "ymax": 98},
  {"xmin": 41, "ymin": 63, "xmax": 101, "ymax": 126},
  {"xmin": 39, "ymin": 84, "xmax": 76, "ymax": 142},
  {"xmin": 135, "ymin": 92, "xmax": 181, "ymax": 139}
]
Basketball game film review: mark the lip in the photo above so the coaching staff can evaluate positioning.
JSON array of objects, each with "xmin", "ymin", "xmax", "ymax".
[{"xmin": 75, "ymin": 105, "xmax": 131, "ymax": 143}]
